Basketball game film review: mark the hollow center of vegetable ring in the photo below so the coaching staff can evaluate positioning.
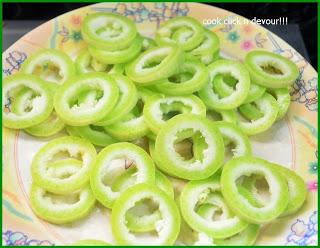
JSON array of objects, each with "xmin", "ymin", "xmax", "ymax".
[
  {"xmin": 206, "ymin": 110, "xmax": 224, "ymax": 121},
  {"xmin": 259, "ymin": 63, "xmax": 284, "ymax": 75},
  {"xmin": 33, "ymin": 61, "xmax": 64, "ymax": 83},
  {"xmin": 142, "ymin": 53, "xmax": 168, "ymax": 69},
  {"xmin": 160, "ymin": 101, "xmax": 191, "ymax": 121},
  {"xmin": 127, "ymin": 198, "xmax": 160, "ymax": 218},
  {"xmin": 44, "ymin": 151, "xmax": 84, "ymax": 179},
  {"xmin": 238, "ymin": 102, "xmax": 264, "ymax": 122},
  {"xmin": 236, "ymin": 175, "xmax": 271, "ymax": 208},
  {"xmin": 69, "ymin": 88, "xmax": 104, "ymax": 110},
  {"xmin": 101, "ymin": 158, "xmax": 138, "ymax": 192},
  {"xmin": 89, "ymin": 58, "xmax": 113, "ymax": 72},
  {"xmin": 174, "ymin": 130, "xmax": 208, "ymax": 162},
  {"xmin": 125, "ymin": 197, "xmax": 163, "ymax": 236},
  {"xmin": 95, "ymin": 21, "xmax": 123, "ymax": 39},
  {"xmin": 9, "ymin": 87, "xmax": 42, "ymax": 114},
  {"xmin": 42, "ymin": 190, "xmax": 81, "ymax": 205},
  {"xmin": 221, "ymin": 74, "xmax": 238, "ymax": 87}
]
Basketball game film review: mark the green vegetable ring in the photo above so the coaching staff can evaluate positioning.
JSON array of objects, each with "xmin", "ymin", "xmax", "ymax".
[
  {"xmin": 244, "ymin": 50, "xmax": 299, "ymax": 88},
  {"xmin": 155, "ymin": 114, "xmax": 224, "ymax": 180},
  {"xmin": 54, "ymin": 72, "xmax": 119, "ymax": 126},
  {"xmin": 199, "ymin": 59, "xmax": 250, "ymax": 110},
  {"xmin": 25, "ymin": 111, "xmax": 65, "ymax": 137},
  {"xmin": 3, "ymin": 74, "xmax": 53, "ymax": 129},
  {"xmin": 95, "ymin": 74, "xmax": 138, "ymax": 126},
  {"xmin": 237, "ymin": 93, "xmax": 279, "ymax": 135},
  {"xmin": 267, "ymin": 88, "xmax": 291, "ymax": 120},
  {"xmin": 67, "ymin": 125, "xmax": 118, "ymax": 147},
  {"xmin": 156, "ymin": 16, "xmax": 204, "ymax": 51},
  {"xmin": 212, "ymin": 74, "xmax": 266, "ymax": 104},
  {"xmin": 215, "ymin": 224, "xmax": 260, "ymax": 246},
  {"xmin": 81, "ymin": 12, "xmax": 137, "ymax": 50},
  {"xmin": 21, "ymin": 48, "xmax": 75, "ymax": 85},
  {"xmin": 180, "ymin": 176, "xmax": 249, "ymax": 239},
  {"xmin": 154, "ymin": 58, "xmax": 209, "ymax": 95},
  {"xmin": 31, "ymin": 136, "xmax": 97, "ymax": 194},
  {"xmin": 103, "ymin": 89, "xmax": 150, "ymax": 141},
  {"xmin": 193, "ymin": 121, "xmax": 251, "ymax": 161},
  {"xmin": 125, "ymin": 45, "xmax": 184, "ymax": 84},
  {"xmin": 88, "ymin": 35, "xmax": 143, "ymax": 64},
  {"xmin": 112, "ymin": 169, "xmax": 174, "ymax": 233},
  {"xmin": 189, "ymin": 29, "xmax": 220, "ymax": 65},
  {"xmin": 90, "ymin": 142, "xmax": 155, "ymax": 208},
  {"xmin": 71, "ymin": 239, "xmax": 111, "ymax": 246},
  {"xmin": 75, "ymin": 50, "xmax": 124, "ymax": 74},
  {"xmin": 30, "ymin": 183, "xmax": 95, "ymax": 224},
  {"xmin": 269, "ymin": 163, "xmax": 307, "ymax": 217},
  {"xmin": 111, "ymin": 183, "xmax": 180, "ymax": 245},
  {"xmin": 143, "ymin": 94, "xmax": 206, "ymax": 134},
  {"xmin": 221, "ymin": 156, "xmax": 289, "ymax": 223}
]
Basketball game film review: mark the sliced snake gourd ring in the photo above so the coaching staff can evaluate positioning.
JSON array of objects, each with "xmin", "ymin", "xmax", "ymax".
[
  {"xmin": 199, "ymin": 59, "xmax": 250, "ymax": 110},
  {"xmin": 8, "ymin": 85, "xmax": 64, "ymax": 137},
  {"xmin": 214, "ymin": 121, "xmax": 252, "ymax": 158},
  {"xmin": 267, "ymin": 88, "xmax": 291, "ymax": 120},
  {"xmin": 125, "ymin": 45, "xmax": 183, "ymax": 84},
  {"xmin": 95, "ymin": 74, "xmax": 138, "ymax": 126},
  {"xmin": 21, "ymin": 48, "xmax": 75, "ymax": 85},
  {"xmin": 143, "ymin": 94, "xmax": 206, "ymax": 134},
  {"xmin": 75, "ymin": 50, "xmax": 124, "ymax": 74},
  {"xmin": 214, "ymin": 224, "xmax": 260, "ymax": 246},
  {"xmin": 81, "ymin": 12, "xmax": 137, "ymax": 50},
  {"xmin": 30, "ymin": 183, "xmax": 95, "ymax": 224},
  {"xmin": 155, "ymin": 114, "xmax": 224, "ymax": 180},
  {"xmin": 111, "ymin": 183, "xmax": 180, "ymax": 245},
  {"xmin": 155, "ymin": 16, "xmax": 204, "ymax": 51},
  {"xmin": 71, "ymin": 240, "xmax": 111, "ymax": 246},
  {"xmin": 103, "ymin": 89, "xmax": 151, "ymax": 141},
  {"xmin": 212, "ymin": 74, "xmax": 266, "ymax": 104},
  {"xmin": 221, "ymin": 156, "xmax": 289, "ymax": 223},
  {"xmin": 31, "ymin": 136, "xmax": 97, "ymax": 194},
  {"xmin": 189, "ymin": 29, "xmax": 220, "ymax": 65},
  {"xmin": 244, "ymin": 50, "xmax": 299, "ymax": 88},
  {"xmin": 67, "ymin": 125, "xmax": 118, "ymax": 147},
  {"xmin": 88, "ymin": 35, "xmax": 143, "ymax": 64},
  {"xmin": 3, "ymin": 74, "xmax": 53, "ymax": 129},
  {"xmin": 54, "ymin": 72, "xmax": 119, "ymax": 126},
  {"xmin": 268, "ymin": 163, "xmax": 307, "ymax": 217},
  {"xmin": 90, "ymin": 143, "xmax": 155, "ymax": 208},
  {"xmin": 193, "ymin": 121, "xmax": 251, "ymax": 162},
  {"xmin": 237, "ymin": 93, "xmax": 279, "ymax": 135},
  {"xmin": 154, "ymin": 58, "xmax": 209, "ymax": 95},
  {"xmin": 112, "ymin": 169, "xmax": 174, "ymax": 233},
  {"xmin": 180, "ymin": 176, "xmax": 249, "ymax": 239}
]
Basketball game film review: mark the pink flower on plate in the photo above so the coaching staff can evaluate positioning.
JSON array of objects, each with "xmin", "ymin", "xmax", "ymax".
[
  {"xmin": 242, "ymin": 24, "xmax": 253, "ymax": 34},
  {"xmin": 241, "ymin": 40, "xmax": 253, "ymax": 51},
  {"xmin": 307, "ymin": 181, "xmax": 318, "ymax": 192},
  {"xmin": 70, "ymin": 15, "xmax": 82, "ymax": 27}
]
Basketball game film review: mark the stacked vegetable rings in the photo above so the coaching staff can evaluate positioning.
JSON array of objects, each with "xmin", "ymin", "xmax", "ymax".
[
  {"xmin": 30, "ymin": 136, "xmax": 97, "ymax": 224},
  {"xmin": 90, "ymin": 142, "xmax": 155, "ymax": 208}
]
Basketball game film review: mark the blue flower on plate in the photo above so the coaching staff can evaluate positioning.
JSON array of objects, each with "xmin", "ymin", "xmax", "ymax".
[{"xmin": 227, "ymin": 31, "xmax": 240, "ymax": 43}]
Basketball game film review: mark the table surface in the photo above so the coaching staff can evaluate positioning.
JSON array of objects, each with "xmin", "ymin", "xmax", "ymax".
[{"xmin": 3, "ymin": 20, "xmax": 311, "ymax": 67}]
